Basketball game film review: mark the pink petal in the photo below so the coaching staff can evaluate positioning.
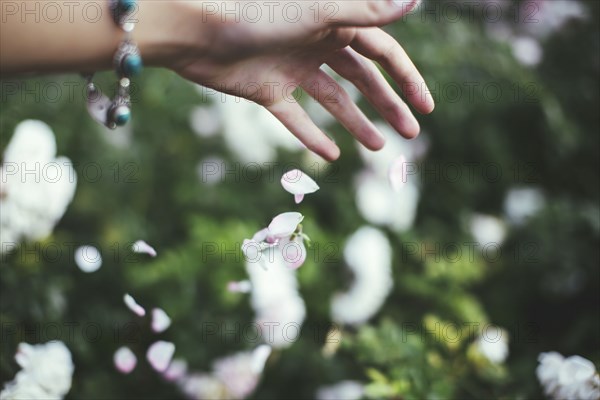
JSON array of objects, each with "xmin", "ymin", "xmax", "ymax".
[
  {"xmin": 294, "ymin": 194, "xmax": 305, "ymax": 204},
  {"xmin": 151, "ymin": 308, "xmax": 172, "ymax": 333},
  {"xmin": 132, "ymin": 240, "xmax": 157, "ymax": 257},
  {"xmin": 388, "ymin": 155, "xmax": 408, "ymax": 192},
  {"xmin": 281, "ymin": 237, "xmax": 307, "ymax": 270},
  {"xmin": 267, "ymin": 212, "xmax": 304, "ymax": 238},
  {"xmin": 162, "ymin": 358, "xmax": 188, "ymax": 382},
  {"xmin": 124, "ymin": 294, "xmax": 146, "ymax": 317},
  {"xmin": 281, "ymin": 169, "xmax": 319, "ymax": 197},
  {"xmin": 147, "ymin": 341, "xmax": 175, "ymax": 372},
  {"xmin": 114, "ymin": 346, "xmax": 137, "ymax": 374},
  {"xmin": 227, "ymin": 280, "xmax": 252, "ymax": 293}
]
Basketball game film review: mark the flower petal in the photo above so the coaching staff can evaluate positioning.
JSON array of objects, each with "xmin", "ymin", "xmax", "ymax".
[
  {"xmin": 132, "ymin": 240, "xmax": 157, "ymax": 257},
  {"xmin": 151, "ymin": 308, "xmax": 172, "ymax": 333},
  {"xmin": 281, "ymin": 169, "xmax": 320, "ymax": 197},
  {"xmin": 267, "ymin": 212, "xmax": 304, "ymax": 238},
  {"xmin": 114, "ymin": 346, "xmax": 137, "ymax": 374},
  {"xmin": 388, "ymin": 155, "xmax": 408, "ymax": 192},
  {"xmin": 124, "ymin": 294, "xmax": 146, "ymax": 317},
  {"xmin": 294, "ymin": 194, "xmax": 305, "ymax": 204},
  {"xmin": 74, "ymin": 245, "xmax": 102, "ymax": 273},
  {"xmin": 146, "ymin": 341, "xmax": 175, "ymax": 372}
]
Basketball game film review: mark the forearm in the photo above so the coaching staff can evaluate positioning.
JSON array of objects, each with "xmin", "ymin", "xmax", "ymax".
[{"xmin": 0, "ymin": 0, "xmax": 206, "ymax": 75}]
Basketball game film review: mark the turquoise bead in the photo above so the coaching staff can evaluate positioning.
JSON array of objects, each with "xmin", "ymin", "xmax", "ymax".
[
  {"xmin": 123, "ymin": 55, "xmax": 143, "ymax": 77},
  {"xmin": 114, "ymin": 106, "xmax": 131, "ymax": 126},
  {"xmin": 119, "ymin": 0, "xmax": 136, "ymax": 12}
]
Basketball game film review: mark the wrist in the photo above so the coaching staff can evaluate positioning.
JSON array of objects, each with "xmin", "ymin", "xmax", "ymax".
[{"xmin": 134, "ymin": 0, "xmax": 209, "ymax": 70}]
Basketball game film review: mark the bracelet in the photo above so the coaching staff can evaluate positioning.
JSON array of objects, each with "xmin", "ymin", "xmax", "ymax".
[{"xmin": 84, "ymin": 0, "xmax": 143, "ymax": 129}]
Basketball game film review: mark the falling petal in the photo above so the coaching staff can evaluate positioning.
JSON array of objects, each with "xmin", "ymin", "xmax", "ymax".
[
  {"xmin": 147, "ymin": 341, "xmax": 175, "ymax": 372},
  {"xmin": 163, "ymin": 358, "xmax": 188, "ymax": 382},
  {"xmin": 114, "ymin": 346, "xmax": 137, "ymax": 374},
  {"xmin": 388, "ymin": 155, "xmax": 408, "ymax": 192},
  {"xmin": 132, "ymin": 240, "xmax": 157, "ymax": 257},
  {"xmin": 74, "ymin": 245, "xmax": 102, "ymax": 273},
  {"xmin": 267, "ymin": 212, "xmax": 304, "ymax": 238},
  {"xmin": 151, "ymin": 308, "xmax": 172, "ymax": 333},
  {"xmin": 124, "ymin": 293, "xmax": 146, "ymax": 317},
  {"xmin": 281, "ymin": 169, "xmax": 320, "ymax": 201},
  {"xmin": 251, "ymin": 345, "xmax": 272, "ymax": 374},
  {"xmin": 227, "ymin": 280, "xmax": 252, "ymax": 293}
]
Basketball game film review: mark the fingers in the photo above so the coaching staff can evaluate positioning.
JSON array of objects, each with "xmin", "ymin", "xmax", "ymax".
[
  {"xmin": 301, "ymin": 69, "xmax": 386, "ymax": 151},
  {"xmin": 266, "ymin": 99, "xmax": 341, "ymax": 161},
  {"xmin": 326, "ymin": 47, "xmax": 421, "ymax": 138},
  {"xmin": 350, "ymin": 28, "xmax": 435, "ymax": 114},
  {"xmin": 321, "ymin": 0, "xmax": 421, "ymax": 27}
]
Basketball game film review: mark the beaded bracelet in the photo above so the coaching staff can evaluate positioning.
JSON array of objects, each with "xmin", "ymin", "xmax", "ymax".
[{"xmin": 84, "ymin": 0, "xmax": 143, "ymax": 129}]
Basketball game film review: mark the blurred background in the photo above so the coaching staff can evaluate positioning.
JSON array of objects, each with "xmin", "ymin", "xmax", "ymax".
[{"xmin": 1, "ymin": 0, "xmax": 598, "ymax": 399}]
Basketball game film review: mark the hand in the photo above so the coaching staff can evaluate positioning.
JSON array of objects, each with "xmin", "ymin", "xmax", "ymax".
[{"xmin": 171, "ymin": 0, "xmax": 434, "ymax": 161}]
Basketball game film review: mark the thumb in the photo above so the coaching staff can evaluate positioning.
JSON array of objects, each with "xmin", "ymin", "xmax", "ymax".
[{"xmin": 321, "ymin": 0, "xmax": 421, "ymax": 27}]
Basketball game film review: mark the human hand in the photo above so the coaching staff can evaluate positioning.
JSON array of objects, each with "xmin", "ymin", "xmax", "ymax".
[{"xmin": 170, "ymin": 0, "xmax": 434, "ymax": 161}]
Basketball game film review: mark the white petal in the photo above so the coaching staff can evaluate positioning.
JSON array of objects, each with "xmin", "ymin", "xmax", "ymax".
[
  {"xmin": 294, "ymin": 194, "xmax": 305, "ymax": 204},
  {"xmin": 151, "ymin": 308, "xmax": 172, "ymax": 333},
  {"xmin": 267, "ymin": 212, "xmax": 304, "ymax": 238},
  {"xmin": 74, "ymin": 245, "xmax": 102, "ymax": 273},
  {"xmin": 132, "ymin": 240, "xmax": 157, "ymax": 257},
  {"xmin": 251, "ymin": 345, "xmax": 272, "ymax": 374},
  {"xmin": 124, "ymin": 294, "xmax": 146, "ymax": 317},
  {"xmin": 114, "ymin": 346, "xmax": 137, "ymax": 374},
  {"xmin": 388, "ymin": 155, "xmax": 408, "ymax": 192},
  {"xmin": 281, "ymin": 169, "xmax": 320, "ymax": 196},
  {"xmin": 146, "ymin": 341, "xmax": 175, "ymax": 372}
]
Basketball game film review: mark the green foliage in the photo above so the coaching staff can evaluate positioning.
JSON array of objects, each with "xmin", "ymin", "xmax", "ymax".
[{"xmin": 1, "ymin": 1, "xmax": 599, "ymax": 399}]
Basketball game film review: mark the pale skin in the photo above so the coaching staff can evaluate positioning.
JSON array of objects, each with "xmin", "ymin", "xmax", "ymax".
[{"xmin": 0, "ymin": 0, "xmax": 434, "ymax": 161}]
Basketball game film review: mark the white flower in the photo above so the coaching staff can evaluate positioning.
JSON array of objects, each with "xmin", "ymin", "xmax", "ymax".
[
  {"xmin": 331, "ymin": 226, "xmax": 393, "ymax": 325},
  {"xmin": 1, "ymin": 120, "xmax": 77, "ymax": 253},
  {"xmin": 511, "ymin": 36, "xmax": 543, "ymax": 67},
  {"xmin": 178, "ymin": 346, "xmax": 271, "ymax": 400},
  {"xmin": 316, "ymin": 381, "xmax": 365, "ymax": 400},
  {"xmin": 74, "ymin": 245, "xmax": 102, "ymax": 273},
  {"xmin": 476, "ymin": 325, "xmax": 509, "ymax": 364},
  {"xmin": 469, "ymin": 214, "xmax": 507, "ymax": 246},
  {"xmin": 206, "ymin": 92, "xmax": 303, "ymax": 163},
  {"xmin": 537, "ymin": 352, "xmax": 600, "ymax": 400},
  {"xmin": 281, "ymin": 169, "xmax": 320, "ymax": 204},
  {"xmin": 353, "ymin": 122, "xmax": 427, "ymax": 232},
  {"xmin": 503, "ymin": 187, "xmax": 546, "ymax": 225},
  {"xmin": 189, "ymin": 104, "xmax": 222, "ymax": 138},
  {"xmin": 0, "ymin": 341, "xmax": 74, "ymax": 399},
  {"xmin": 246, "ymin": 247, "xmax": 306, "ymax": 348}
]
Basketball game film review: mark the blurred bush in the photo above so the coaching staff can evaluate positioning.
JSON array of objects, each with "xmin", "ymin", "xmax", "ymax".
[{"xmin": 1, "ymin": 0, "xmax": 598, "ymax": 399}]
